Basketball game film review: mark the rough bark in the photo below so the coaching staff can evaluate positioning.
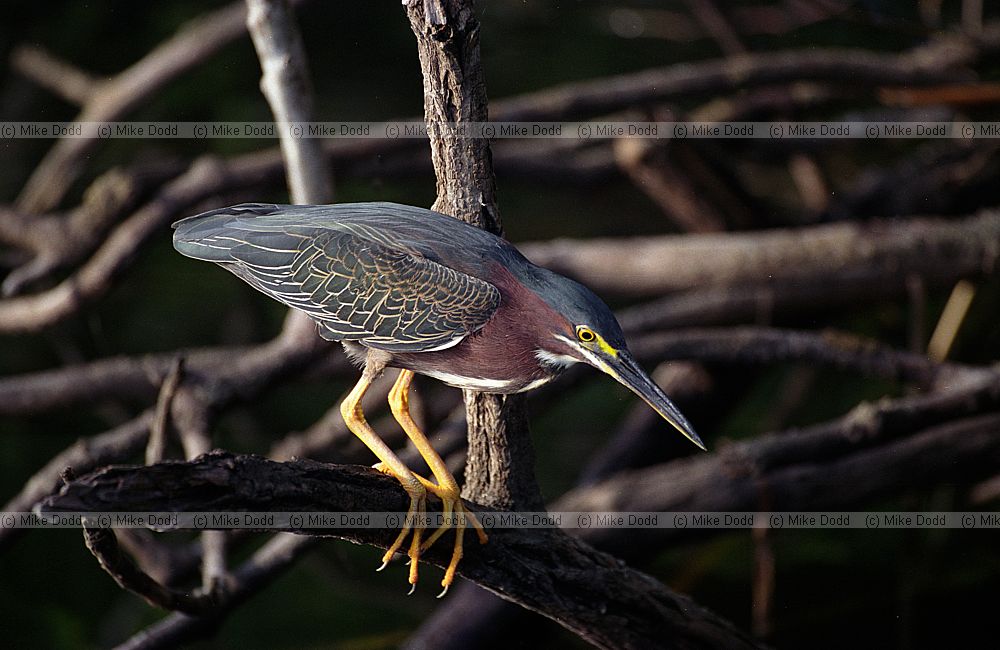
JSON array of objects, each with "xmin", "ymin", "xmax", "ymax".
[
  {"xmin": 43, "ymin": 452, "xmax": 763, "ymax": 650},
  {"xmin": 404, "ymin": 0, "xmax": 542, "ymax": 511}
]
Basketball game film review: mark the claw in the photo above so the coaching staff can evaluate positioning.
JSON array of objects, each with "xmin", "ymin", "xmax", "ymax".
[
  {"xmin": 350, "ymin": 368, "xmax": 492, "ymax": 595},
  {"xmin": 407, "ymin": 513, "xmax": 422, "ymax": 586}
]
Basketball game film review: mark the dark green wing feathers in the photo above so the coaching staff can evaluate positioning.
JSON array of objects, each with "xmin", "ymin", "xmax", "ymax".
[{"xmin": 173, "ymin": 204, "xmax": 501, "ymax": 352}]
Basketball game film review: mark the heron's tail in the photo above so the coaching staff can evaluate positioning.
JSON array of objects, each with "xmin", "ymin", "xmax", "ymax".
[{"xmin": 171, "ymin": 203, "xmax": 281, "ymax": 262}]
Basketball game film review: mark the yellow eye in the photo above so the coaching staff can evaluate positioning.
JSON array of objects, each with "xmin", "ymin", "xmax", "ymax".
[{"xmin": 577, "ymin": 327, "xmax": 596, "ymax": 343}]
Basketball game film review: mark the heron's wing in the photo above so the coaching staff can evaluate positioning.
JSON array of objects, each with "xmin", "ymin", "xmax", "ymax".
[{"xmin": 173, "ymin": 209, "xmax": 501, "ymax": 352}]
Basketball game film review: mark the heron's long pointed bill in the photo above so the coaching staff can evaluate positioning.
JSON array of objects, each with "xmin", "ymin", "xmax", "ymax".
[{"xmin": 603, "ymin": 352, "xmax": 706, "ymax": 450}]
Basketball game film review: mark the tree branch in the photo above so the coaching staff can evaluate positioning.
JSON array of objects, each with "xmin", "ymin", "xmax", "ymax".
[
  {"xmin": 629, "ymin": 326, "xmax": 965, "ymax": 388},
  {"xmin": 113, "ymin": 534, "xmax": 316, "ymax": 650},
  {"xmin": 489, "ymin": 26, "xmax": 1000, "ymax": 122},
  {"xmin": 0, "ymin": 313, "xmax": 324, "ymax": 549},
  {"xmin": 405, "ymin": 370, "xmax": 1000, "ymax": 649},
  {"xmin": 9, "ymin": 28, "xmax": 997, "ymax": 330},
  {"xmin": 405, "ymin": 0, "xmax": 543, "ymax": 511},
  {"xmin": 245, "ymin": 0, "xmax": 332, "ymax": 205},
  {"xmin": 43, "ymin": 452, "xmax": 763, "ymax": 650},
  {"xmin": 558, "ymin": 404, "xmax": 1000, "ymax": 556},
  {"xmin": 519, "ymin": 209, "xmax": 1000, "ymax": 297},
  {"xmin": 0, "ymin": 315, "xmax": 341, "ymax": 417},
  {"xmin": 0, "ymin": 162, "xmax": 185, "ymax": 297},
  {"xmin": 10, "ymin": 44, "xmax": 99, "ymax": 104},
  {"xmin": 0, "ymin": 154, "xmax": 283, "ymax": 333},
  {"xmin": 614, "ymin": 273, "xmax": 975, "ymax": 333},
  {"xmin": 82, "ymin": 525, "xmax": 218, "ymax": 615},
  {"xmin": 15, "ymin": 1, "xmax": 260, "ymax": 213},
  {"xmin": 0, "ymin": 411, "xmax": 153, "ymax": 551}
]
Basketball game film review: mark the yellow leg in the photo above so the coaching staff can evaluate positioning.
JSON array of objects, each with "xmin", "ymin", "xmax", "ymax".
[
  {"xmin": 340, "ymin": 371, "xmax": 426, "ymax": 589},
  {"xmin": 388, "ymin": 370, "xmax": 488, "ymax": 597}
]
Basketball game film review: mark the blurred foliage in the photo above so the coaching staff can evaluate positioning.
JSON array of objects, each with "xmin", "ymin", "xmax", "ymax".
[{"xmin": 2, "ymin": 1, "xmax": 1000, "ymax": 649}]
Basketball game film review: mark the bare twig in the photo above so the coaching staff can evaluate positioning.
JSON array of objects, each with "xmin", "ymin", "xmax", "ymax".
[
  {"xmin": 146, "ymin": 358, "xmax": 185, "ymax": 466},
  {"xmin": 404, "ymin": 368, "xmax": 1000, "ymax": 650},
  {"xmin": 970, "ymin": 474, "xmax": 1000, "ymax": 504},
  {"xmin": 8, "ymin": 32, "xmax": 995, "ymax": 325},
  {"xmin": 82, "ymin": 526, "xmax": 217, "ymax": 615},
  {"xmin": 613, "ymin": 137, "xmax": 728, "ymax": 233},
  {"xmin": 0, "ymin": 339, "xmax": 346, "ymax": 417},
  {"xmin": 15, "ymin": 195, "xmax": 1000, "ymax": 332},
  {"xmin": 787, "ymin": 153, "xmax": 829, "ymax": 215},
  {"xmin": 327, "ymin": 29, "xmax": 1000, "ymax": 183},
  {"xmin": 574, "ymin": 373, "xmax": 1000, "ymax": 560},
  {"xmin": 927, "ymin": 280, "xmax": 977, "ymax": 361},
  {"xmin": 560, "ymin": 369, "xmax": 1000, "ymax": 502},
  {"xmin": 145, "ymin": 0, "xmax": 342, "ymax": 601},
  {"xmin": 113, "ymin": 534, "xmax": 316, "ymax": 650},
  {"xmin": 316, "ymin": 26, "xmax": 996, "ymax": 183},
  {"xmin": 12, "ymin": 22, "xmax": 995, "ymax": 222},
  {"xmin": 559, "ymin": 410, "xmax": 1000, "ymax": 556},
  {"xmin": 0, "ymin": 307, "xmax": 964, "ymax": 430},
  {"xmin": 49, "ymin": 397, "xmax": 1000, "ymax": 647},
  {"xmin": 828, "ymin": 140, "xmax": 1000, "ymax": 219},
  {"xmin": 115, "ymin": 528, "xmax": 202, "ymax": 586},
  {"xmin": 2, "ymin": 0, "xmax": 337, "ymax": 582},
  {"xmin": 614, "ymin": 274, "xmax": 972, "ymax": 334},
  {"xmin": 604, "ymin": 3, "xmax": 853, "ymax": 42},
  {"xmin": 689, "ymin": 83, "xmax": 838, "ymax": 122},
  {"xmin": 878, "ymin": 82, "xmax": 1000, "ymax": 106},
  {"xmin": 10, "ymin": 45, "xmax": 99, "ymax": 104},
  {"xmin": 684, "ymin": 0, "xmax": 745, "ymax": 56},
  {"xmin": 172, "ymin": 384, "xmax": 226, "ymax": 592},
  {"xmin": 680, "ymin": 0, "xmax": 832, "ymax": 223}
]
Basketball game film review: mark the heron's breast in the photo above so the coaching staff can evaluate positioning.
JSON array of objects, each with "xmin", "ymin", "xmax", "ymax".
[{"xmin": 389, "ymin": 263, "xmax": 573, "ymax": 393}]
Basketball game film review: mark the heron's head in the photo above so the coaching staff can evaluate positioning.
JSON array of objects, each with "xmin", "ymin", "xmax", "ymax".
[{"xmin": 529, "ymin": 270, "xmax": 705, "ymax": 450}]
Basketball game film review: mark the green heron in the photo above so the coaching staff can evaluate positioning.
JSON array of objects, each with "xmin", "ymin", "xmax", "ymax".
[{"xmin": 173, "ymin": 202, "xmax": 704, "ymax": 594}]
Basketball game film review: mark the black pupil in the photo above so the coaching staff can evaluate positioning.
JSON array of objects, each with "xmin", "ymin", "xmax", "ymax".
[{"xmin": 581, "ymin": 330, "xmax": 593, "ymax": 341}]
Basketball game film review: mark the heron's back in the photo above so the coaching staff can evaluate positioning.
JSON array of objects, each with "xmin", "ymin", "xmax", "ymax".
[{"xmin": 172, "ymin": 202, "xmax": 513, "ymax": 275}]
